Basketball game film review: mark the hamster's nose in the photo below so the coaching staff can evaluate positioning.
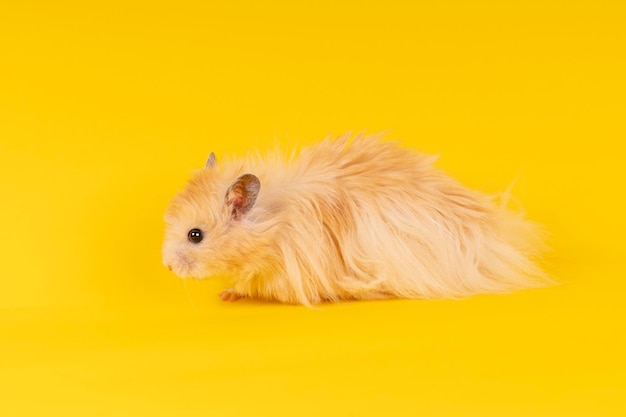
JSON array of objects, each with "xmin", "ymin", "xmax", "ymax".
[{"xmin": 166, "ymin": 264, "xmax": 172, "ymax": 271}]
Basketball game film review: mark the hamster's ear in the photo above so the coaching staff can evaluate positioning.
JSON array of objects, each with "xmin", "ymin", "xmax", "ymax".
[
  {"xmin": 225, "ymin": 174, "xmax": 260, "ymax": 220},
  {"xmin": 205, "ymin": 152, "xmax": 217, "ymax": 169}
]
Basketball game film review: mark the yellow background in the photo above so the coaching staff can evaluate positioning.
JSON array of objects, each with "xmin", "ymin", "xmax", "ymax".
[{"xmin": 1, "ymin": 1, "xmax": 624, "ymax": 416}]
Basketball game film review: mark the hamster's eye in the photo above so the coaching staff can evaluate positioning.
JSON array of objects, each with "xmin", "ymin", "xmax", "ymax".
[{"xmin": 188, "ymin": 228, "xmax": 203, "ymax": 243}]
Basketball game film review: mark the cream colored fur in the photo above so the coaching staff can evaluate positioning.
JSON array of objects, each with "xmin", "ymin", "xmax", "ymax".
[{"xmin": 162, "ymin": 133, "xmax": 551, "ymax": 306}]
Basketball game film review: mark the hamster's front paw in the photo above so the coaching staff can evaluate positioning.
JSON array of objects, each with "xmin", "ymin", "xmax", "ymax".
[{"xmin": 219, "ymin": 289, "xmax": 244, "ymax": 302}]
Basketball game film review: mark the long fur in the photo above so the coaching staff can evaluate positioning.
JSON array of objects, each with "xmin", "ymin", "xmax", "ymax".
[{"xmin": 162, "ymin": 133, "xmax": 552, "ymax": 306}]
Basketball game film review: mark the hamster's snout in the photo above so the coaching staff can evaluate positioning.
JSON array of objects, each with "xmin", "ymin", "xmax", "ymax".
[{"xmin": 163, "ymin": 249, "xmax": 199, "ymax": 278}]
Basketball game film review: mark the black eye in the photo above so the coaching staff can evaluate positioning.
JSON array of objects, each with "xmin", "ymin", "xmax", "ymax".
[{"xmin": 188, "ymin": 228, "xmax": 203, "ymax": 243}]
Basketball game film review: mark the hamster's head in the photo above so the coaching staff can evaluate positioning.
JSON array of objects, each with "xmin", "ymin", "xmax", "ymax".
[{"xmin": 162, "ymin": 152, "xmax": 261, "ymax": 278}]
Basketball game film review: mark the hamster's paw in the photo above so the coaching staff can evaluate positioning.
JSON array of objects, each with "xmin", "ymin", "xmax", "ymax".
[{"xmin": 219, "ymin": 289, "xmax": 243, "ymax": 302}]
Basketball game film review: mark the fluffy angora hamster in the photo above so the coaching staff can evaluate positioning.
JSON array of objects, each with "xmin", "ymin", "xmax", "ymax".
[{"xmin": 162, "ymin": 134, "xmax": 550, "ymax": 306}]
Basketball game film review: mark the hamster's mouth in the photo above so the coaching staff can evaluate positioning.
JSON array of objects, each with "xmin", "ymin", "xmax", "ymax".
[{"xmin": 167, "ymin": 263, "xmax": 195, "ymax": 278}]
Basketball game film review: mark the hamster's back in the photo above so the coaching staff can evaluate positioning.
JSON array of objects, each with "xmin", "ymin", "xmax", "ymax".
[{"xmin": 236, "ymin": 134, "xmax": 549, "ymax": 305}]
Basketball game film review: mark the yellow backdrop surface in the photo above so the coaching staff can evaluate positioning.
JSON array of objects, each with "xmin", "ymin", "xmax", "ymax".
[{"xmin": 1, "ymin": 1, "xmax": 624, "ymax": 416}]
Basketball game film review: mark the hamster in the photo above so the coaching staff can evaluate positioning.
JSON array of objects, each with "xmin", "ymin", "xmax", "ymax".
[{"xmin": 162, "ymin": 133, "xmax": 551, "ymax": 306}]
